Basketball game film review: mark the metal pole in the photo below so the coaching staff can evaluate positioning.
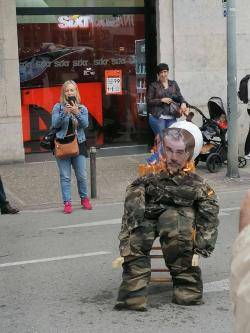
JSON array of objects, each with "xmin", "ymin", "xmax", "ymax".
[
  {"xmin": 226, "ymin": 0, "xmax": 239, "ymax": 178},
  {"xmin": 90, "ymin": 146, "xmax": 97, "ymax": 198}
]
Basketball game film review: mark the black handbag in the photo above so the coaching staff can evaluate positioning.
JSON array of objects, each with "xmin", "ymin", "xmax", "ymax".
[
  {"xmin": 40, "ymin": 127, "xmax": 57, "ymax": 150},
  {"xmin": 169, "ymin": 102, "xmax": 182, "ymax": 118}
]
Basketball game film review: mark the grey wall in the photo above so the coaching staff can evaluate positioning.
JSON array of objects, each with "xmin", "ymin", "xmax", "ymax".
[
  {"xmin": 157, "ymin": 0, "xmax": 250, "ymax": 152},
  {"xmin": 0, "ymin": 0, "xmax": 24, "ymax": 164}
]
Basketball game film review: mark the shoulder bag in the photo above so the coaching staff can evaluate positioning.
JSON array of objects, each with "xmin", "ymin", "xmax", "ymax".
[
  {"xmin": 54, "ymin": 132, "xmax": 79, "ymax": 159},
  {"xmin": 169, "ymin": 101, "xmax": 182, "ymax": 118},
  {"xmin": 40, "ymin": 127, "xmax": 57, "ymax": 151}
]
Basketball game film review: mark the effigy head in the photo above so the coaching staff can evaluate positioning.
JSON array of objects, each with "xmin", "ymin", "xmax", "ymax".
[
  {"xmin": 162, "ymin": 121, "xmax": 203, "ymax": 173},
  {"xmin": 169, "ymin": 121, "xmax": 203, "ymax": 159}
]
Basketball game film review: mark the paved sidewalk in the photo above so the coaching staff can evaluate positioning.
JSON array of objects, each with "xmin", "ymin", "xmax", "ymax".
[{"xmin": 1, "ymin": 152, "xmax": 250, "ymax": 211}]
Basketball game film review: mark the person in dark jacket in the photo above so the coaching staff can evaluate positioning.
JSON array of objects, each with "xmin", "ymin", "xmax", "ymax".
[
  {"xmin": 114, "ymin": 126, "xmax": 219, "ymax": 311},
  {"xmin": 147, "ymin": 63, "xmax": 188, "ymax": 139},
  {"xmin": 0, "ymin": 177, "xmax": 19, "ymax": 214}
]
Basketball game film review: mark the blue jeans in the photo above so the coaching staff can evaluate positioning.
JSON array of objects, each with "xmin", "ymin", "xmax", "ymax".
[
  {"xmin": 149, "ymin": 114, "xmax": 177, "ymax": 139},
  {"xmin": 56, "ymin": 155, "xmax": 88, "ymax": 203}
]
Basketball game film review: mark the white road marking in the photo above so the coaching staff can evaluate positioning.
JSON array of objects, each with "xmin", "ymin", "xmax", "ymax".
[
  {"xmin": 204, "ymin": 278, "xmax": 230, "ymax": 293},
  {"xmin": 217, "ymin": 189, "xmax": 249, "ymax": 195},
  {"xmin": 221, "ymin": 207, "xmax": 240, "ymax": 211},
  {"xmin": 0, "ymin": 251, "xmax": 111, "ymax": 268},
  {"xmin": 42, "ymin": 219, "xmax": 121, "ymax": 230},
  {"xmin": 41, "ymin": 208, "xmax": 238, "ymax": 231}
]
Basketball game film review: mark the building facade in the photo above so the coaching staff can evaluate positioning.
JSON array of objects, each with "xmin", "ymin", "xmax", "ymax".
[{"xmin": 1, "ymin": 0, "xmax": 250, "ymax": 163}]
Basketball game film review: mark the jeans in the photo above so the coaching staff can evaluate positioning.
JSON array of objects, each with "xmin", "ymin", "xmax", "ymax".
[
  {"xmin": 56, "ymin": 155, "xmax": 88, "ymax": 203},
  {"xmin": 0, "ymin": 177, "xmax": 7, "ymax": 208},
  {"xmin": 149, "ymin": 114, "xmax": 177, "ymax": 139}
]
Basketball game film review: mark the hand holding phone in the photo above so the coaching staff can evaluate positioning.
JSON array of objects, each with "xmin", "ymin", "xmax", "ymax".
[{"xmin": 67, "ymin": 96, "xmax": 77, "ymax": 106}]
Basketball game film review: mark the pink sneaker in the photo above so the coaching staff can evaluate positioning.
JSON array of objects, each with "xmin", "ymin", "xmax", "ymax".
[
  {"xmin": 81, "ymin": 197, "xmax": 92, "ymax": 210},
  {"xmin": 63, "ymin": 201, "xmax": 72, "ymax": 214}
]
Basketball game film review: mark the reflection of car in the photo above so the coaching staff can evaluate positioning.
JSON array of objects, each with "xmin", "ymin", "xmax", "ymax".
[{"xmin": 19, "ymin": 46, "xmax": 97, "ymax": 87}]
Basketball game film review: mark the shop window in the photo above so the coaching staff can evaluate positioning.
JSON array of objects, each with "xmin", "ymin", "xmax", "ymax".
[
  {"xmin": 16, "ymin": 0, "xmax": 144, "ymax": 8},
  {"xmin": 17, "ymin": 11, "xmax": 149, "ymax": 153}
]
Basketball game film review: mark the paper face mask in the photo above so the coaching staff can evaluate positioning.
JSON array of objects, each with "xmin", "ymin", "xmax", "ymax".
[{"xmin": 162, "ymin": 128, "xmax": 195, "ymax": 172}]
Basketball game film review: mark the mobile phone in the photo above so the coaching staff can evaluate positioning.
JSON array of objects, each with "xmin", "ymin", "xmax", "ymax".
[{"xmin": 67, "ymin": 96, "xmax": 76, "ymax": 106}]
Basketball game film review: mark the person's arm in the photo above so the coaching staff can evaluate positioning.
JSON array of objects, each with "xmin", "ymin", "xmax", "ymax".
[
  {"xmin": 118, "ymin": 177, "xmax": 146, "ymax": 257},
  {"xmin": 231, "ymin": 190, "xmax": 250, "ymax": 333},
  {"xmin": 51, "ymin": 103, "xmax": 68, "ymax": 129},
  {"xmin": 194, "ymin": 182, "xmax": 220, "ymax": 257},
  {"xmin": 74, "ymin": 105, "xmax": 89, "ymax": 129},
  {"xmin": 173, "ymin": 81, "xmax": 188, "ymax": 112}
]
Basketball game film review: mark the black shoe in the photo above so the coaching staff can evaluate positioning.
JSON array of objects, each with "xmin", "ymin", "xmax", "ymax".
[
  {"xmin": 1, "ymin": 203, "xmax": 19, "ymax": 215},
  {"xmin": 114, "ymin": 302, "xmax": 147, "ymax": 312}
]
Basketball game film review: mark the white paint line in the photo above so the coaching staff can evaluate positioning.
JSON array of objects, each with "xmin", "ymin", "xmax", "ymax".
[
  {"xmin": 221, "ymin": 207, "xmax": 240, "ymax": 212},
  {"xmin": 204, "ymin": 278, "xmax": 230, "ymax": 293},
  {"xmin": 43, "ymin": 209, "xmax": 237, "ymax": 231},
  {"xmin": 0, "ymin": 251, "xmax": 111, "ymax": 268},
  {"xmin": 217, "ymin": 188, "xmax": 249, "ymax": 195},
  {"xmin": 42, "ymin": 219, "xmax": 121, "ymax": 231}
]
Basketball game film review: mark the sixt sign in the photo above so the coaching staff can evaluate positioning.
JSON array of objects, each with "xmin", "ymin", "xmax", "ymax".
[{"xmin": 58, "ymin": 15, "xmax": 91, "ymax": 29}]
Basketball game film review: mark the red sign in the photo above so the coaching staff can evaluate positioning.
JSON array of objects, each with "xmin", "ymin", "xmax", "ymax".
[
  {"xmin": 21, "ymin": 82, "xmax": 103, "ymax": 144},
  {"xmin": 105, "ymin": 70, "xmax": 122, "ymax": 95}
]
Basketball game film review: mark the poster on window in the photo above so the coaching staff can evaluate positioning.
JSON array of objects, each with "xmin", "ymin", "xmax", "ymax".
[{"xmin": 105, "ymin": 70, "xmax": 122, "ymax": 95}]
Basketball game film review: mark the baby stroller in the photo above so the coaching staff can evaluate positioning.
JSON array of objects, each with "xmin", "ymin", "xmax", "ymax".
[{"xmin": 189, "ymin": 97, "xmax": 247, "ymax": 173}]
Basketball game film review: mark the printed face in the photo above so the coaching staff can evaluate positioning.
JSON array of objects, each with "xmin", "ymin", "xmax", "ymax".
[
  {"xmin": 64, "ymin": 83, "xmax": 77, "ymax": 99},
  {"xmin": 163, "ymin": 135, "xmax": 190, "ymax": 172},
  {"xmin": 158, "ymin": 70, "xmax": 168, "ymax": 81},
  {"xmin": 220, "ymin": 114, "xmax": 226, "ymax": 121}
]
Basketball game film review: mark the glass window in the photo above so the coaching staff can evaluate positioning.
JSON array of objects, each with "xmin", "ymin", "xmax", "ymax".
[
  {"xmin": 16, "ymin": 0, "xmax": 144, "ymax": 8},
  {"xmin": 17, "ymin": 13, "xmax": 148, "ymax": 153}
]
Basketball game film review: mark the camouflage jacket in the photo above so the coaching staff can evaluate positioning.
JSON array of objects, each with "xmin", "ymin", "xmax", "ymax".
[{"xmin": 119, "ymin": 171, "xmax": 219, "ymax": 257}]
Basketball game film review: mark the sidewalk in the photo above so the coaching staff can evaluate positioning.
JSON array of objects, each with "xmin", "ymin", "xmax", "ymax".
[{"xmin": 1, "ymin": 152, "xmax": 250, "ymax": 211}]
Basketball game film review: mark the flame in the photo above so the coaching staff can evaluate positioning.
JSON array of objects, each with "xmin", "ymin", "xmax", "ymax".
[{"xmin": 138, "ymin": 160, "xmax": 195, "ymax": 177}]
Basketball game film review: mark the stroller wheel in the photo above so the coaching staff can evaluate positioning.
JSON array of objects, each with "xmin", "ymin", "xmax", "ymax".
[
  {"xmin": 238, "ymin": 156, "xmax": 247, "ymax": 168},
  {"xmin": 206, "ymin": 153, "xmax": 222, "ymax": 173}
]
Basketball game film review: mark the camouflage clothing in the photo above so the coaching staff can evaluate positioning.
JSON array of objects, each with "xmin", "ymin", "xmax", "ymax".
[{"xmin": 116, "ymin": 170, "xmax": 219, "ymax": 308}]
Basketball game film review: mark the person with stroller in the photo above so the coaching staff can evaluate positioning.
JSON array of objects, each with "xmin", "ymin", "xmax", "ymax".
[
  {"xmin": 114, "ymin": 125, "xmax": 219, "ymax": 311},
  {"xmin": 51, "ymin": 80, "xmax": 92, "ymax": 214},
  {"xmin": 147, "ymin": 63, "xmax": 188, "ymax": 139},
  {"xmin": 146, "ymin": 63, "xmax": 188, "ymax": 164}
]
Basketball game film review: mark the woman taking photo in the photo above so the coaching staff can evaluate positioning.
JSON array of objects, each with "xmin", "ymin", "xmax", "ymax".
[
  {"xmin": 147, "ymin": 63, "xmax": 188, "ymax": 139},
  {"xmin": 52, "ymin": 80, "xmax": 92, "ymax": 214}
]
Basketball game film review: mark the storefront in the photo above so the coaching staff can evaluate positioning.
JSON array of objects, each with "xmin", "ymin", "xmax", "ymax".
[{"xmin": 16, "ymin": 0, "xmax": 157, "ymax": 154}]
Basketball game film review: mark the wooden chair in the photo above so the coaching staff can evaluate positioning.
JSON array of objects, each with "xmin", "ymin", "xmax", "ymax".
[{"xmin": 150, "ymin": 245, "xmax": 172, "ymax": 283}]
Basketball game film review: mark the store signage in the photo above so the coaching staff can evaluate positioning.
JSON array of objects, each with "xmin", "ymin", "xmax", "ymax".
[
  {"xmin": 105, "ymin": 70, "xmax": 122, "ymax": 95},
  {"xmin": 58, "ymin": 15, "xmax": 90, "ymax": 29},
  {"xmin": 58, "ymin": 15, "xmax": 134, "ymax": 29}
]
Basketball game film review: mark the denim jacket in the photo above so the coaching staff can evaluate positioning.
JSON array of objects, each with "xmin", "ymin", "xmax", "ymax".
[{"xmin": 51, "ymin": 103, "xmax": 89, "ymax": 143}]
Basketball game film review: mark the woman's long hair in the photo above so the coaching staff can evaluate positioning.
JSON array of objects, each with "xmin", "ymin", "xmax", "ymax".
[{"xmin": 60, "ymin": 80, "xmax": 81, "ymax": 104}]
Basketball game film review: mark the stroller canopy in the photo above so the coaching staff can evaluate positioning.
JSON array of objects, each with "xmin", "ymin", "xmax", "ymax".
[{"xmin": 207, "ymin": 97, "xmax": 226, "ymax": 120}]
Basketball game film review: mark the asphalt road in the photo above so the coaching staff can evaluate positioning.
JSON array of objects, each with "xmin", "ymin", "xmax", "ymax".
[{"xmin": 0, "ymin": 188, "xmax": 246, "ymax": 333}]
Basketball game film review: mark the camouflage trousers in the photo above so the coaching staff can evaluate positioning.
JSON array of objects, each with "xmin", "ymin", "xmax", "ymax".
[{"xmin": 116, "ymin": 207, "xmax": 203, "ymax": 308}]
